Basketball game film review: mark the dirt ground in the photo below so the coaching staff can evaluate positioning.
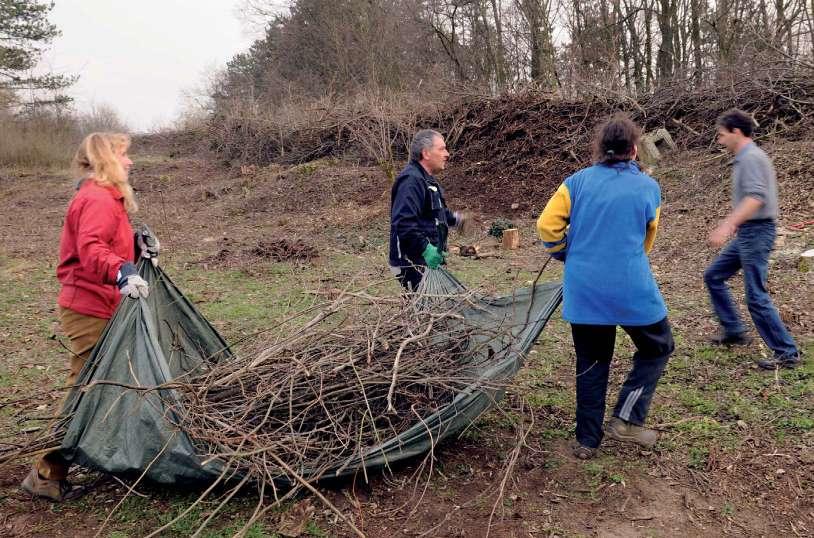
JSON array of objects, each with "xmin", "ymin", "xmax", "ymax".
[{"xmin": 0, "ymin": 137, "xmax": 812, "ymax": 537}]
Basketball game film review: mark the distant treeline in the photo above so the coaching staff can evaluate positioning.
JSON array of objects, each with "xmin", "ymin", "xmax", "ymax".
[{"xmin": 214, "ymin": 0, "xmax": 814, "ymax": 108}]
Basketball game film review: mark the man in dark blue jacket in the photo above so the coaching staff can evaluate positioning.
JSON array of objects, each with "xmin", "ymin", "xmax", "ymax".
[{"xmin": 389, "ymin": 129, "xmax": 461, "ymax": 291}]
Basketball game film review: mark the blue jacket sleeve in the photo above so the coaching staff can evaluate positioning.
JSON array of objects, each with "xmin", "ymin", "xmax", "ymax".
[{"xmin": 392, "ymin": 177, "xmax": 429, "ymax": 259}]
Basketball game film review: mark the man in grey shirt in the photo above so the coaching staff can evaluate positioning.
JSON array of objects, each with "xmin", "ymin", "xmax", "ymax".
[{"xmin": 704, "ymin": 109, "xmax": 800, "ymax": 369}]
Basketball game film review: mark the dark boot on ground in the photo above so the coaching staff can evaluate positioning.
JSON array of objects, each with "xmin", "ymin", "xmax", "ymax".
[
  {"xmin": 606, "ymin": 417, "xmax": 659, "ymax": 448},
  {"xmin": 757, "ymin": 353, "xmax": 802, "ymax": 370},
  {"xmin": 709, "ymin": 330, "xmax": 752, "ymax": 346}
]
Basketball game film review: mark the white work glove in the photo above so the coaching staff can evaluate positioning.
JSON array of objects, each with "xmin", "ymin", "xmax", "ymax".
[
  {"xmin": 453, "ymin": 210, "xmax": 472, "ymax": 234},
  {"xmin": 453, "ymin": 211, "xmax": 465, "ymax": 229},
  {"xmin": 117, "ymin": 262, "xmax": 149, "ymax": 298},
  {"xmin": 136, "ymin": 224, "xmax": 160, "ymax": 267}
]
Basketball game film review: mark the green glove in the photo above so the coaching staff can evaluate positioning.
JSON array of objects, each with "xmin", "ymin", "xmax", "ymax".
[{"xmin": 422, "ymin": 243, "xmax": 444, "ymax": 269}]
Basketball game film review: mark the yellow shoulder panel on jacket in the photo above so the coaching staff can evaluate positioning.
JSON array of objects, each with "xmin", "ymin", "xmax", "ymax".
[
  {"xmin": 644, "ymin": 206, "xmax": 661, "ymax": 254},
  {"xmin": 537, "ymin": 183, "xmax": 571, "ymax": 252}
]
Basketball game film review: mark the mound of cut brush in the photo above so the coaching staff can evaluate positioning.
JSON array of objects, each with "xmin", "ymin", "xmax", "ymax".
[{"xmin": 171, "ymin": 275, "xmax": 513, "ymax": 486}]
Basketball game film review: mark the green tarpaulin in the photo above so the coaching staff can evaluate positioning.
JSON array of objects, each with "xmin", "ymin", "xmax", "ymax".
[{"xmin": 55, "ymin": 262, "xmax": 562, "ymax": 485}]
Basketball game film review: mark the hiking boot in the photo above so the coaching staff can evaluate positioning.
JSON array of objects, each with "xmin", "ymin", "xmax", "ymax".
[
  {"xmin": 569, "ymin": 440, "xmax": 597, "ymax": 460},
  {"xmin": 20, "ymin": 468, "xmax": 85, "ymax": 502},
  {"xmin": 709, "ymin": 331, "xmax": 751, "ymax": 346},
  {"xmin": 757, "ymin": 353, "xmax": 802, "ymax": 370},
  {"xmin": 606, "ymin": 417, "xmax": 658, "ymax": 448}
]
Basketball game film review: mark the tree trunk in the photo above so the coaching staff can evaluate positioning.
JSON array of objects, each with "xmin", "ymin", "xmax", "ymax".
[
  {"xmin": 488, "ymin": 0, "xmax": 508, "ymax": 88},
  {"xmin": 690, "ymin": 0, "xmax": 703, "ymax": 79},
  {"xmin": 613, "ymin": 0, "xmax": 632, "ymax": 89},
  {"xmin": 520, "ymin": 0, "xmax": 556, "ymax": 86},
  {"xmin": 657, "ymin": 0, "xmax": 675, "ymax": 79},
  {"xmin": 623, "ymin": 0, "xmax": 645, "ymax": 91},
  {"xmin": 645, "ymin": 0, "xmax": 654, "ymax": 89}
]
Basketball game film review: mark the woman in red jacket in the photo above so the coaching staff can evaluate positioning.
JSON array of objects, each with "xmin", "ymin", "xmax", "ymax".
[{"xmin": 22, "ymin": 132, "xmax": 153, "ymax": 501}]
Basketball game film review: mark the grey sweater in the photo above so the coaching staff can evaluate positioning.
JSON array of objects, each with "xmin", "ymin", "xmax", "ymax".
[{"xmin": 732, "ymin": 142, "xmax": 778, "ymax": 220}]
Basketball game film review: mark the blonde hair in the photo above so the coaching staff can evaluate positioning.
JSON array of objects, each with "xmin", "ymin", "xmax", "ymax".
[{"xmin": 73, "ymin": 132, "xmax": 137, "ymax": 213}]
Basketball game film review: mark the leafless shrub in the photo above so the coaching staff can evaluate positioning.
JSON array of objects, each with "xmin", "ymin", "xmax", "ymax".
[
  {"xmin": 0, "ymin": 103, "xmax": 128, "ymax": 168},
  {"xmin": 0, "ymin": 111, "xmax": 77, "ymax": 168},
  {"xmin": 208, "ymin": 89, "xmax": 445, "ymax": 173}
]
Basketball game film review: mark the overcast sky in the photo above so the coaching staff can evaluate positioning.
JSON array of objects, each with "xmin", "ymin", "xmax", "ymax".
[{"xmin": 40, "ymin": 1, "xmax": 259, "ymax": 132}]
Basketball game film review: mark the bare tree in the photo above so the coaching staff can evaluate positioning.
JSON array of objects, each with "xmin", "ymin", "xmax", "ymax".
[{"xmin": 214, "ymin": 0, "xmax": 814, "ymax": 112}]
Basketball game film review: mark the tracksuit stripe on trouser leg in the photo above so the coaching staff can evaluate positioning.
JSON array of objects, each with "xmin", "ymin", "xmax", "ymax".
[
  {"xmin": 618, "ymin": 386, "xmax": 643, "ymax": 422},
  {"xmin": 612, "ymin": 318, "xmax": 674, "ymax": 426}
]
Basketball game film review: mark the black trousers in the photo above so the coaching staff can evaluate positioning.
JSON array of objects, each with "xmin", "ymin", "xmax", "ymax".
[
  {"xmin": 571, "ymin": 317, "xmax": 674, "ymax": 448},
  {"xmin": 395, "ymin": 265, "xmax": 424, "ymax": 292}
]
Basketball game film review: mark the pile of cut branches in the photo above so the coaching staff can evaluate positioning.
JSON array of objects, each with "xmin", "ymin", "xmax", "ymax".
[
  {"xmin": 1, "ymin": 274, "xmax": 531, "ymax": 537},
  {"xmin": 439, "ymin": 66, "xmax": 814, "ymax": 212},
  {"xmin": 212, "ymin": 64, "xmax": 814, "ymax": 213},
  {"xmin": 175, "ymin": 283, "xmax": 506, "ymax": 482},
  {"xmin": 148, "ymin": 279, "xmax": 519, "ymax": 535}
]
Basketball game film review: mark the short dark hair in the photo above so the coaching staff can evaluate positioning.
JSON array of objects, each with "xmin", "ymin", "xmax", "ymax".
[
  {"xmin": 593, "ymin": 113, "xmax": 641, "ymax": 164},
  {"xmin": 717, "ymin": 108, "xmax": 754, "ymax": 137}
]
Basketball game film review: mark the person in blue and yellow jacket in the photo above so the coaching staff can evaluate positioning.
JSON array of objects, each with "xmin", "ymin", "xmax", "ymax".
[{"xmin": 537, "ymin": 114, "xmax": 674, "ymax": 459}]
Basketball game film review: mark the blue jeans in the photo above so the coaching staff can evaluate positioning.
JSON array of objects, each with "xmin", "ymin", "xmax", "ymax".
[{"xmin": 703, "ymin": 220, "xmax": 798, "ymax": 358}]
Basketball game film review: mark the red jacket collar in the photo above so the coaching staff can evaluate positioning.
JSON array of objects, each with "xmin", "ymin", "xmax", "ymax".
[{"xmin": 80, "ymin": 178, "xmax": 125, "ymax": 200}]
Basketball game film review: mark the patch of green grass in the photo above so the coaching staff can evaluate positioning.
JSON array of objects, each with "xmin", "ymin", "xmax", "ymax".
[
  {"xmin": 778, "ymin": 415, "xmax": 814, "ymax": 431},
  {"xmin": 525, "ymin": 387, "xmax": 572, "ymax": 410},
  {"xmin": 583, "ymin": 461, "xmax": 604, "ymax": 479},
  {"xmin": 200, "ymin": 522, "xmax": 274, "ymax": 538},
  {"xmin": 688, "ymin": 446, "xmax": 709, "ymax": 469},
  {"xmin": 450, "ymin": 257, "xmax": 543, "ymax": 295},
  {"xmin": 667, "ymin": 354, "xmax": 691, "ymax": 372},
  {"xmin": 110, "ymin": 491, "xmax": 266, "ymax": 537},
  {"xmin": 678, "ymin": 387, "xmax": 719, "ymax": 414},
  {"xmin": 669, "ymin": 416, "xmax": 733, "ymax": 454},
  {"xmin": 694, "ymin": 347, "xmax": 721, "ymax": 362},
  {"xmin": 156, "ymin": 502, "xmax": 205, "ymax": 536},
  {"xmin": 539, "ymin": 428, "xmax": 571, "ymax": 440},
  {"xmin": 578, "ymin": 457, "xmax": 628, "ymax": 493},
  {"xmin": 673, "ymin": 416, "xmax": 724, "ymax": 436},
  {"xmin": 171, "ymin": 265, "xmax": 319, "ymax": 339},
  {"xmin": 608, "ymin": 472, "xmax": 625, "ymax": 484},
  {"xmin": 0, "ymin": 359, "xmax": 47, "ymax": 387},
  {"xmin": 721, "ymin": 391, "xmax": 761, "ymax": 422},
  {"xmin": 112, "ymin": 495, "xmax": 153, "ymax": 525},
  {"xmin": 305, "ymin": 520, "xmax": 327, "ymax": 537}
]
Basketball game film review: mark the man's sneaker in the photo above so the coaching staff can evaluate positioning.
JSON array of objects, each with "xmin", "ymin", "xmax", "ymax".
[
  {"xmin": 757, "ymin": 353, "xmax": 802, "ymax": 370},
  {"xmin": 20, "ymin": 468, "xmax": 85, "ymax": 502},
  {"xmin": 709, "ymin": 331, "xmax": 752, "ymax": 346},
  {"xmin": 606, "ymin": 417, "xmax": 659, "ymax": 448}
]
